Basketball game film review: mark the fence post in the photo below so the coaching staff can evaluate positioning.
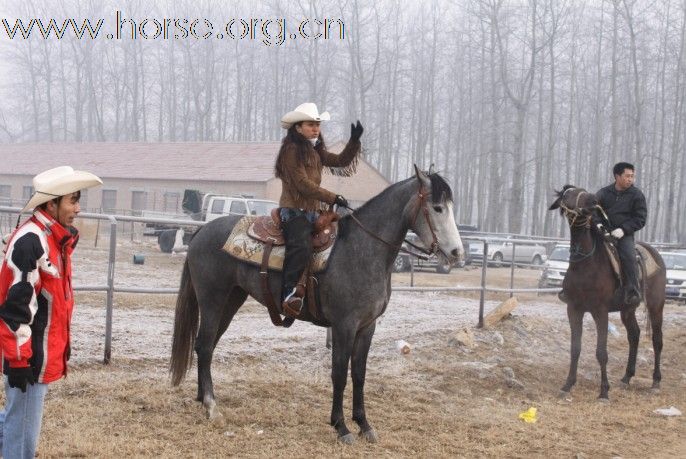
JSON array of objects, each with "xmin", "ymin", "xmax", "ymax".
[
  {"xmin": 478, "ymin": 241, "xmax": 488, "ymax": 328},
  {"xmin": 509, "ymin": 242, "xmax": 516, "ymax": 298},
  {"xmin": 104, "ymin": 216, "xmax": 117, "ymax": 364}
]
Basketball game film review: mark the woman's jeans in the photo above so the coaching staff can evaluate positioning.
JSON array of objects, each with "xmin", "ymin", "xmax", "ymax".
[
  {"xmin": 0, "ymin": 377, "xmax": 49, "ymax": 459},
  {"xmin": 279, "ymin": 208, "xmax": 317, "ymax": 302}
]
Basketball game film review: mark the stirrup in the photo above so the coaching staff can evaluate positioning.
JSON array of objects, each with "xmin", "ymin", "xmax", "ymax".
[{"xmin": 283, "ymin": 288, "xmax": 303, "ymax": 317}]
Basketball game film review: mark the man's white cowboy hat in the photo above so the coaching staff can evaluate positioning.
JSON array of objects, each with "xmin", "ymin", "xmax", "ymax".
[
  {"xmin": 281, "ymin": 102, "xmax": 330, "ymax": 129},
  {"xmin": 20, "ymin": 166, "xmax": 103, "ymax": 214}
]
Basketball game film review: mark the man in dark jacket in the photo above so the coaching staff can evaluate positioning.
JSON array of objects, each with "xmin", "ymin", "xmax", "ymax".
[{"xmin": 596, "ymin": 162, "xmax": 647, "ymax": 307}]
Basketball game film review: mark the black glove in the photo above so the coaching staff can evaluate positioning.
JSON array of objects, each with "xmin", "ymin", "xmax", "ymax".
[
  {"xmin": 7, "ymin": 366, "xmax": 35, "ymax": 393},
  {"xmin": 350, "ymin": 120, "xmax": 364, "ymax": 142},
  {"xmin": 334, "ymin": 195, "xmax": 349, "ymax": 209}
]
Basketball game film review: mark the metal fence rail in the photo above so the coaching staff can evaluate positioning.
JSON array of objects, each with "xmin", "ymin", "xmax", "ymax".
[
  {"xmin": 1, "ymin": 206, "xmax": 205, "ymax": 363},
  {"xmin": 0, "ymin": 206, "xmax": 568, "ymax": 361},
  {"xmin": 3, "ymin": 206, "xmax": 679, "ymax": 363}
]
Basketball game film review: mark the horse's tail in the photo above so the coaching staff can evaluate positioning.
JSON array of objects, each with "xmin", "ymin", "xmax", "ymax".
[{"xmin": 170, "ymin": 259, "xmax": 199, "ymax": 386}]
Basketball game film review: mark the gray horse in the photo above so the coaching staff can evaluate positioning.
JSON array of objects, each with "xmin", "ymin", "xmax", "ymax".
[{"xmin": 170, "ymin": 167, "xmax": 464, "ymax": 443}]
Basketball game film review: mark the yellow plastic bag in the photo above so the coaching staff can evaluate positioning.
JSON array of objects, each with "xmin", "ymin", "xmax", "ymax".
[{"xmin": 518, "ymin": 407, "xmax": 537, "ymax": 423}]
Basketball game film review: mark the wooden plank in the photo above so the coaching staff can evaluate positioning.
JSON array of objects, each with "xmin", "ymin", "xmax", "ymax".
[{"xmin": 484, "ymin": 297, "xmax": 518, "ymax": 328}]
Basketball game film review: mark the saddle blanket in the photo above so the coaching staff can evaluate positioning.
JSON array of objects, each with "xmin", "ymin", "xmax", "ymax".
[
  {"xmin": 604, "ymin": 242, "xmax": 661, "ymax": 281},
  {"xmin": 222, "ymin": 215, "xmax": 333, "ymax": 272}
]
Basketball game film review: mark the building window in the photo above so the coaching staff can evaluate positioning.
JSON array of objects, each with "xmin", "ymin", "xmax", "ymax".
[
  {"xmin": 101, "ymin": 190, "xmax": 117, "ymax": 212},
  {"xmin": 0, "ymin": 185, "xmax": 10, "ymax": 205},
  {"xmin": 131, "ymin": 191, "xmax": 147, "ymax": 216},
  {"xmin": 163, "ymin": 192, "xmax": 180, "ymax": 213},
  {"xmin": 22, "ymin": 186, "xmax": 34, "ymax": 200}
]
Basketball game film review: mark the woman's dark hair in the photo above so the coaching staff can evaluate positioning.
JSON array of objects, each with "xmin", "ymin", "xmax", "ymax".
[{"xmin": 275, "ymin": 123, "xmax": 327, "ymax": 179}]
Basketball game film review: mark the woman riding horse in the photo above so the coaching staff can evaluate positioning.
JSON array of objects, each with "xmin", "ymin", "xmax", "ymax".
[
  {"xmin": 275, "ymin": 102, "xmax": 363, "ymax": 315},
  {"xmin": 170, "ymin": 167, "xmax": 464, "ymax": 443}
]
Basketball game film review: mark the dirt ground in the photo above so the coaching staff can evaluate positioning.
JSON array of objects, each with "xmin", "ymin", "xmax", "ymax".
[{"xmin": 2, "ymin": 235, "xmax": 685, "ymax": 458}]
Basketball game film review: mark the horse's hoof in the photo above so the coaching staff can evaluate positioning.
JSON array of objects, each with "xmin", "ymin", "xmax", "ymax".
[
  {"xmin": 558, "ymin": 390, "xmax": 571, "ymax": 400},
  {"xmin": 338, "ymin": 433, "xmax": 355, "ymax": 445},
  {"xmin": 597, "ymin": 396, "xmax": 610, "ymax": 403},
  {"xmin": 619, "ymin": 381, "xmax": 630, "ymax": 390},
  {"xmin": 650, "ymin": 386, "xmax": 661, "ymax": 395},
  {"xmin": 359, "ymin": 428, "xmax": 378, "ymax": 443},
  {"xmin": 210, "ymin": 413, "xmax": 226, "ymax": 428},
  {"xmin": 206, "ymin": 404, "xmax": 223, "ymax": 422}
]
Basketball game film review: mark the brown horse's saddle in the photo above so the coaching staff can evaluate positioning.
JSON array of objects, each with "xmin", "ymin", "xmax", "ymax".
[
  {"xmin": 222, "ymin": 210, "xmax": 338, "ymax": 273},
  {"xmin": 603, "ymin": 241, "xmax": 661, "ymax": 286}
]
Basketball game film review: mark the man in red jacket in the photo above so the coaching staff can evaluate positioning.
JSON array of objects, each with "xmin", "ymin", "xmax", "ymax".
[{"xmin": 0, "ymin": 166, "xmax": 101, "ymax": 459}]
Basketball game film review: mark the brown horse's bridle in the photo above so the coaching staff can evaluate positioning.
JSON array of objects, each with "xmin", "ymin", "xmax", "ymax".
[
  {"xmin": 559, "ymin": 188, "xmax": 593, "ymax": 229},
  {"xmin": 348, "ymin": 184, "xmax": 442, "ymax": 258}
]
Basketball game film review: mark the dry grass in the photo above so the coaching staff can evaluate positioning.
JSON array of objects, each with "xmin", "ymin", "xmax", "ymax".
[
  {"xmin": 3, "ymin": 239, "xmax": 684, "ymax": 458},
  {"xmin": 20, "ymin": 299, "xmax": 686, "ymax": 458}
]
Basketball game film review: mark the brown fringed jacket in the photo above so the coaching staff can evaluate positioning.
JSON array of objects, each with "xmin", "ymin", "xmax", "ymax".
[{"xmin": 276, "ymin": 138, "xmax": 361, "ymax": 212}]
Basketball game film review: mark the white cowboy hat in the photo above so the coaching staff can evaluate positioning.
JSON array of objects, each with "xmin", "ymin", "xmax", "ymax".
[
  {"xmin": 20, "ymin": 166, "xmax": 103, "ymax": 214},
  {"xmin": 281, "ymin": 102, "xmax": 330, "ymax": 129}
]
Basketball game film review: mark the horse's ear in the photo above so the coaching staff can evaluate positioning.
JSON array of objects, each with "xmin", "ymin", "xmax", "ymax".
[
  {"xmin": 428, "ymin": 163, "xmax": 436, "ymax": 175},
  {"xmin": 414, "ymin": 164, "xmax": 430, "ymax": 187},
  {"xmin": 549, "ymin": 199, "xmax": 561, "ymax": 211}
]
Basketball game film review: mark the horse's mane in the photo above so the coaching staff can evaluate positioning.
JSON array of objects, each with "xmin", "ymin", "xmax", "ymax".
[
  {"xmin": 352, "ymin": 172, "xmax": 453, "ymax": 214},
  {"xmin": 428, "ymin": 173, "xmax": 453, "ymax": 203},
  {"xmin": 552, "ymin": 184, "xmax": 577, "ymax": 216}
]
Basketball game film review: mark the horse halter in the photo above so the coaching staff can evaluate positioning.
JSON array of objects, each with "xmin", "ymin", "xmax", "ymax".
[
  {"xmin": 558, "ymin": 187, "xmax": 602, "ymax": 263},
  {"xmin": 559, "ymin": 188, "xmax": 593, "ymax": 229},
  {"xmin": 409, "ymin": 185, "xmax": 440, "ymax": 256},
  {"xmin": 348, "ymin": 183, "xmax": 442, "ymax": 258}
]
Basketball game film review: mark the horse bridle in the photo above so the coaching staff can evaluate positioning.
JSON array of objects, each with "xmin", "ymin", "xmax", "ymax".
[
  {"xmin": 347, "ymin": 184, "xmax": 442, "ymax": 259},
  {"xmin": 558, "ymin": 187, "xmax": 605, "ymax": 262},
  {"xmin": 559, "ymin": 187, "xmax": 593, "ymax": 229}
]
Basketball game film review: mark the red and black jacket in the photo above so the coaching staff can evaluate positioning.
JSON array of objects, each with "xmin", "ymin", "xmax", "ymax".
[{"xmin": 0, "ymin": 209, "xmax": 77, "ymax": 383}]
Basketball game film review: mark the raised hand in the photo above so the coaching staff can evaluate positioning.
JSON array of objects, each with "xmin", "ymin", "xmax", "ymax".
[{"xmin": 350, "ymin": 120, "xmax": 364, "ymax": 142}]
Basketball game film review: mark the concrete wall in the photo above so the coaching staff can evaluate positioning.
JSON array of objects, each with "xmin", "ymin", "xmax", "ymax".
[{"xmin": 0, "ymin": 160, "xmax": 389, "ymax": 214}]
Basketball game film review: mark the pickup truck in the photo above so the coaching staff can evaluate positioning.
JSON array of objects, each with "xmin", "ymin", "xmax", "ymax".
[{"xmin": 155, "ymin": 190, "xmax": 278, "ymax": 252}]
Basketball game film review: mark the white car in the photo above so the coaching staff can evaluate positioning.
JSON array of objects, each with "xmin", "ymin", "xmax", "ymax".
[
  {"xmin": 661, "ymin": 252, "xmax": 686, "ymax": 301},
  {"xmin": 470, "ymin": 237, "xmax": 548, "ymax": 267},
  {"xmin": 539, "ymin": 244, "xmax": 570, "ymax": 288}
]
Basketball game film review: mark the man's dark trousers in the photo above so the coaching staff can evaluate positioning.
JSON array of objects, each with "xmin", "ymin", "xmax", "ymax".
[{"xmin": 617, "ymin": 234, "xmax": 640, "ymax": 300}]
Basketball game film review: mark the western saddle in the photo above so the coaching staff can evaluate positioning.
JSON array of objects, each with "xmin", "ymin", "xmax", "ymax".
[{"xmin": 247, "ymin": 208, "xmax": 339, "ymax": 327}]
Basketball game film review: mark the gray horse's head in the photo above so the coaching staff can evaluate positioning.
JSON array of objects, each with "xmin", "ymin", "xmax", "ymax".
[{"xmin": 409, "ymin": 165, "xmax": 464, "ymax": 264}]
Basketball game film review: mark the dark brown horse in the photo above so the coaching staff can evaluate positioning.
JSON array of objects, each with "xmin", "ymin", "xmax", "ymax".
[{"xmin": 549, "ymin": 185, "xmax": 666, "ymax": 400}]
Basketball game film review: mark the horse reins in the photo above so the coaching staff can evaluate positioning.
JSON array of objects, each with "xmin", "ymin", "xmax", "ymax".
[{"xmin": 345, "ymin": 184, "xmax": 441, "ymax": 260}]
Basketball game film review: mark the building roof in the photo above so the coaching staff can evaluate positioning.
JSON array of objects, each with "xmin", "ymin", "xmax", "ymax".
[{"xmin": 0, "ymin": 142, "xmax": 289, "ymax": 182}]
